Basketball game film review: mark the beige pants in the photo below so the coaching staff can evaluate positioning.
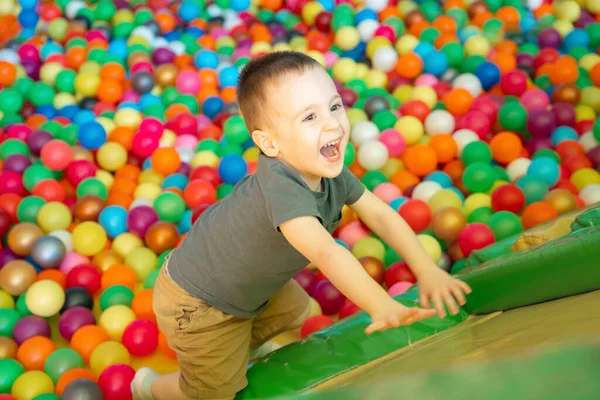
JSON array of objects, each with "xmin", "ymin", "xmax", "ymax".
[{"xmin": 153, "ymin": 266, "xmax": 310, "ymax": 399}]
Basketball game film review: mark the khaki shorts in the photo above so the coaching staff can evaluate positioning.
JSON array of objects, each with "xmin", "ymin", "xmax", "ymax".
[{"xmin": 153, "ymin": 266, "xmax": 311, "ymax": 399}]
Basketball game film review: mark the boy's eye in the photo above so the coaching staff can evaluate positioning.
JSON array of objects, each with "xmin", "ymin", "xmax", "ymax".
[
  {"xmin": 331, "ymin": 104, "xmax": 342, "ymax": 111},
  {"xmin": 303, "ymin": 114, "xmax": 315, "ymax": 122}
]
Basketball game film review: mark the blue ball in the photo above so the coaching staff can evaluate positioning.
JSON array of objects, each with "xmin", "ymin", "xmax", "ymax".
[
  {"xmin": 527, "ymin": 157, "xmax": 560, "ymax": 188},
  {"xmin": 57, "ymin": 105, "xmax": 80, "ymax": 121},
  {"xmin": 219, "ymin": 66, "xmax": 239, "ymax": 87},
  {"xmin": 163, "ymin": 174, "xmax": 189, "ymax": 191},
  {"xmin": 425, "ymin": 171, "xmax": 452, "ymax": 188},
  {"xmin": 195, "ymin": 50, "xmax": 219, "ymax": 69},
  {"xmin": 516, "ymin": 175, "xmax": 549, "ymax": 205},
  {"xmin": 19, "ymin": 0, "xmax": 38, "ymax": 9},
  {"xmin": 563, "ymin": 29, "xmax": 589, "ymax": 51},
  {"xmin": 99, "ymin": 206, "xmax": 128, "ymax": 238},
  {"xmin": 177, "ymin": 210, "xmax": 193, "ymax": 234},
  {"xmin": 78, "ymin": 121, "xmax": 106, "ymax": 150},
  {"xmin": 475, "ymin": 62, "xmax": 501, "ymax": 90},
  {"xmin": 389, "ymin": 196, "xmax": 408, "ymax": 211},
  {"xmin": 355, "ymin": 9, "xmax": 378, "ymax": 24},
  {"xmin": 550, "ymin": 126, "xmax": 578, "ymax": 147},
  {"xmin": 143, "ymin": 157, "xmax": 152, "ymax": 170},
  {"xmin": 35, "ymin": 105, "xmax": 57, "ymax": 119},
  {"xmin": 18, "ymin": 9, "xmax": 39, "ymax": 28},
  {"xmin": 414, "ymin": 42, "xmax": 435, "ymax": 59},
  {"xmin": 178, "ymin": 1, "xmax": 200, "ymax": 22},
  {"xmin": 202, "ymin": 96, "xmax": 224, "ymax": 119},
  {"xmin": 108, "ymin": 39, "xmax": 128, "ymax": 60},
  {"xmin": 423, "ymin": 51, "xmax": 448, "ymax": 77},
  {"xmin": 41, "ymin": 42, "xmax": 63, "ymax": 61},
  {"xmin": 139, "ymin": 94, "xmax": 162, "ymax": 109},
  {"xmin": 341, "ymin": 41, "xmax": 366, "ymax": 61},
  {"xmin": 317, "ymin": 0, "xmax": 335, "ymax": 11},
  {"xmin": 74, "ymin": 110, "xmax": 95, "ymax": 125},
  {"xmin": 218, "ymin": 154, "xmax": 248, "ymax": 184},
  {"xmin": 230, "ymin": 0, "xmax": 250, "ymax": 11},
  {"xmin": 335, "ymin": 239, "xmax": 350, "ymax": 250},
  {"xmin": 185, "ymin": 27, "xmax": 205, "ymax": 39}
]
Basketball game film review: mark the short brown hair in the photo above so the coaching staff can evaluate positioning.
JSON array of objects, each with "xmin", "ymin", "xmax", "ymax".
[{"xmin": 237, "ymin": 51, "xmax": 323, "ymax": 133}]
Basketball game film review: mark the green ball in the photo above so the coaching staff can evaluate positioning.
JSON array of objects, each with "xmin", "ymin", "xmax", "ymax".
[
  {"xmin": 0, "ymin": 88, "xmax": 24, "ymax": 114},
  {"xmin": 384, "ymin": 246, "xmax": 402, "ymax": 267},
  {"xmin": 593, "ymin": 118, "xmax": 600, "ymax": 143},
  {"xmin": 447, "ymin": 8, "xmax": 467, "ymax": 29},
  {"xmin": 176, "ymin": 95, "xmax": 198, "ymax": 114},
  {"xmin": 0, "ymin": 308, "xmax": 21, "ymax": 337},
  {"xmin": 347, "ymin": 79, "xmax": 368, "ymax": 98},
  {"xmin": 99, "ymin": 285, "xmax": 134, "ymax": 311},
  {"xmin": 451, "ymin": 258, "xmax": 467, "ymax": 274},
  {"xmin": 0, "ymin": 138, "xmax": 30, "ymax": 160},
  {"xmin": 16, "ymin": 294, "xmax": 32, "ymax": 317},
  {"xmin": 460, "ymin": 55, "xmax": 486, "ymax": 74},
  {"xmin": 516, "ymin": 175, "xmax": 549, "ymax": 205},
  {"xmin": 94, "ymin": 0, "xmax": 116, "ymax": 21},
  {"xmin": 39, "ymin": 121, "xmax": 62, "ymax": 137},
  {"xmin": 196, "ymin": 139, "xmax": 220, "ymax": 154},
  {"xmin": 161, "ymin": 87, "xmax": 180, "ymax": 106},
  {"xmin": 13, "ymin": 77, "xmax": 34, "ymax": 97},
  {"xmin": 44, "ymin": 348, "xmax": 84, "ymax": 383},
  {"xmin": 28, "ymin": 82, "xmax": 55, "ymax": 107},
  {"xmin": 585, "ymin": 23, "xmax": 600, "ymax": 49},
  {"xmin": 462, "ymin": 141, "xmax": 492, "ymax": 165},
  {"xmin": 468, "ymin": 207, "xmax": 494, "ymax": 225},
  {"xmin": 223, "ymin": 115, "xmax": 250, "ymax": 145},
  {"xmin": 420, "ymin": 0, "xmax": 442, "ymax": 22},
  {"xmin": 144, "ymin": 269, "xmax": 161, "ymax": 289},
  {"xmin": 134, "ymin": 9, "xmax": 154, "ymax": 25},
  {"xmin": 76, "ymin": 178, "xmax": 108, "ymax": 200},
  {"xmin": 217, "ymin": 183, "xmax": 234, "ymax": 199},
  {"xmin": 0, "ymin": 359, "xmax": 25, "ymax": 393},
  {"xmin": 419, "ymin": 27, "xmax": 439, "ymax": 44},
  {"xmin": 382, "ymin": 17, "xmax": 404, "ymax": 36},
  {"xmin": 463, "ymin": 162, "xmax": 496, "ymax": 193},
  {"xmin": 17, "ymin": 196, "xmax": 47, "ymax": 223},
  {"xmin": 533, "ymin": 149, "xmax": 561, "ymax": 164},
  {"xmin": 157, "ymin": 250, "xmax": 172, "ymax": 268},
  {"xmin": 493, "ymin": 166, "xmax": 510, "ymax": 182},
  {"xmin": 518, "ymin": 42, "xmax": 539, "ymax": 56},
  {"xmin": 219, "ymin": 143, "xmax": 243, "ymax": 157},
  {"xmin": 33, "ymin": 394, "xmax": 61, "ymax": 400},
  {"xmin": 143, "ymin": 104, "xmax": 166, "ymax": 121},
  {"xmin": 55, "ymin": 70, "xmax": 76, "ymax": 93},
  {"xmin": 499, "ymin": 102, "xmax": 527, "ymax": 133},
  {"xmin": 489, "ymin": 211, "xmax": 523, "ymax": 241},
  {"xmin": 361, "ymin": 171, "xmax": 387, "ymax": 192},
  {"xmin": 154, "ymin": 192, "xmax": 186, "ymax": 223},
  {"xmin": 0, "ymin": 113, "xmax": 23, "ymax": 127},
  {"xmin": 372, "ymin": 110, "xmax": 396, "ymax": 131},
  {"xmin": 22, "ymin": 164, "xmax": 54, "ymax": 192},
  {"xmin": 344, "ymin": 143, "xmax": 356, "ymax": 167},
  {"xmin": 442, "ymin": 42, "xmax": 464, "ymax": 68},
  {"xmin": 56, "ymin": 124, "xmax": 79, "ymax": 146},
  {"xmin": 114, "ymin": 22, "xmax": 135, "ymax": 38}
]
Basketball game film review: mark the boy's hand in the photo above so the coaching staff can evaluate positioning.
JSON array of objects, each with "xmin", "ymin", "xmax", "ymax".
[
  {"xmin": 365, "ymin": 300, "xmax": 436, "ymax": 334},
  {"xmin": 418, "ymin": 267, "xmax": 472, "ymax": 318}
]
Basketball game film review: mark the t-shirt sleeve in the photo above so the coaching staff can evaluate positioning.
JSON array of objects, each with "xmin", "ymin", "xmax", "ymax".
[
  {"xmin": 263, "ymin": 164, "xmax": 322, "ymax": 230},
  {"xmin": 342, "ymin": 166, "xmax": 366, "ymax": 205}
]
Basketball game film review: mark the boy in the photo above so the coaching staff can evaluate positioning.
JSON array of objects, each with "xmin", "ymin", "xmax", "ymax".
[{"xmin": 132, "ymin": 51, "xmax": 472, "ymax": 400}]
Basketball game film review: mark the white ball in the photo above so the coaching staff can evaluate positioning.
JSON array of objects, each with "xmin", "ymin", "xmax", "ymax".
[
  {"xmin": 49, "ymin": 230, "xmax": 73, "ymax": 253},
  {"xmin": 152, "ymin": 38, "xmax": 169, "ymax": 49},
  {"xmin": 224, "ymin": 16, "xmax": 243, "ymax": 31},
  {"xmin": 579, "ymin": 184, "xmax": 600, "ymax": 206},
  {"xmin": 526, "ymin": 0, "xmax": 544, "ymax": 10},
  {"xmin": 176, "ymin": 148, "xmax": 194, "ymax": 164},
  {"xmin": 364, "ymin": 0, "xmax": 388, "ymax": 12},
  {"xmin": 0, "ymin": 49, "xmax": 19, "ymax": 64},
  {"xmin": 358, "ymin": 140, "xmax": 389, "ymax": 171},
  {"xmin": 373, "ymin": 47, "xmax": 398, "ymax": 73},
  {"xmin": 207, "ymin": 4, "xmax": 224, "ymax": 17},
  {"xmin": 411, "ymin": 181, "xmax": 443, "ymax": 203},
  {"xmin": 169, "ymin": 41, "xmax": 186, "ymax": 55},
  {"xmin": 452, "ymin": 129, "xmax": 479, "ymax": 157},
  {"xmin": 580, "ymin": 131, "xmax": 599, "ymax": 152},
  {"xmin": 357, "ymin": 20, "xmax": 380, "ymax": 42},
  {"xmin": 425, "ymin": 110, "xmax": 455, "ymax": 136},
  {"xmin": 65, "ymin": 0, "xmax": 85, "ymax": 19},
  {"xmin": 351, "ymin": 121, "xmax": 380, "ymax": 146},
  {"xmin": 129, "ymin": 197, "xmax": 154, "ymax": 210},
  {"xmin": 452, "ymin": 73, "xmax": 483, "ymax": 98},
  {"xmin": 437, "ymin": 252, "xmax": 451, "ymax": 271},
  {"xmin": 131, "ymin": 26, "xmax": 155, "ymax": 43},
  {"xmin": 506, "ymin": 158, "xmax": 532, "ymax": 182}
]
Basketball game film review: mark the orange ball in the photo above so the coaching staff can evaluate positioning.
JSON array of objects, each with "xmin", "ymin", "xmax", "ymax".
[
  {"xmin": 56, "ymin": 368, "xmax": 97, "ymax": 395},
  {"xmin": 16, "ymin": 336, "xmax": 56, "ymax": 371},
  {"xmin": 521, "ymin": 202, "xmax": 559, "ymax": 230},
  {"xmin": 490, "ymin": 131, "xmax": 523, "ymax": 164},
  {"xmin": 101, "ymin": 264, "xmax": 138, "ymax": 292},
  {"xmin": 158, "ymin": 331, "xmax": 176, "ymax": 359},
  {"xmin": 395, "ymin": 53, "xmax": 423, "ymax": 79},
  {"xmin": 151, "ymin": 147, "xmax": 181, "ymax": 176},
  {"xmin": 131, "ymin": 289, "xmax": 156, "ymax": 323},
  {"xmin": 115, "ymin": 164, "xmax": 140, "ymax": 181},
  {"xmin": 70, "ymin": 325, "xmax": 109, "ymax": 365},
  {"xmin": 390, "ymin": 170, "xmax": 421, "ymax": 192},
  {"xmin": 97, "ymin": 80, "xmax": 124, "ymax": 104},
  {"xmin": 36, "ymin": 269, "xmax": 66, "ymax": 289},
  {"xmin": 443, "ymin": 159, "xmax": 466, "ymax": 182},
  {"xmin": 0, "ymin": 61, "xmax": 17, "ymax": 87},
  {"xmin": 403, "ymin": 144, "xmax": 438, "ymax": 176},
  {"xmin": 443, "ymin": 88, "xmax": 474, "ymax": 116},
  {"xmin": 428, "ymin": 134, "xmax": 458, "ymax": 163},
  {"xmin": 549, "ymin": 56, "xmax": 579, "ymax": 85}
]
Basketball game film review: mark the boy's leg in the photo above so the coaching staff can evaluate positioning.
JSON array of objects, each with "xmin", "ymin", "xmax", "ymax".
[
  {"xmin": 251, "ymin": 279, "xmax": 311, "ymax": 351},
  {"xmin": 141, "ymin": 267, "xmax": 252, "ymax": 400}
]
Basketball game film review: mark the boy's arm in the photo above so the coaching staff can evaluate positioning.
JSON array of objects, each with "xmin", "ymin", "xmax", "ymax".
[
  {"xmin": 348, "ymin": 190, "xmax": 472, "ymax": 317},
  {"xmin": 280, "ymin": 216, "xmax": 435, "ymax": 334}
]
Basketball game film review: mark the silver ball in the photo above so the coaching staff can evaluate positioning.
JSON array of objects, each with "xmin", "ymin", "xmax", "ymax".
[{"xmin": 30, "ymin": 235, "xmax": 66, "ymax": 269}]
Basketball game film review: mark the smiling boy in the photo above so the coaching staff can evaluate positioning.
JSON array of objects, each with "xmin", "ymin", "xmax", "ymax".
[{"xmin": 131, "ymin": 51, "xmax": 471, "ymax": 400}]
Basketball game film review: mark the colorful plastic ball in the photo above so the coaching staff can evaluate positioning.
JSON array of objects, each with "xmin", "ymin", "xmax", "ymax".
[
  {"xmin": 122, "ymin": 319, "xmax": 159, "ymax": 357},
  {"xmin": 61, "ymin": 379, "xmax": 103, "ymax": 400},
  {"xmin": 527, "ymin": 157, "xmax": 560, "ymax": 188},
  {"xmin": 40, "ymin": 140, "xmax": 72, "ymax": 171},
  {"xmin": 412, "ymin": 181, "xmax": 443, "ymax": 203},
  {"xmin": 44, "ymin": 348, "xmax": 84, "ymax": 383},
  {"xmin": 463, "ymin": 162, "xmax": 496, "ymax": 193},
  {"xmin": 544, "ymin": 189, "xmax": 578, "ymax": 215},
  {"xmin": 378, "ymin": 129, "xmax": 405, "ymax": 157},
  {"xmin": 72, "ymin": 222, "xmax": 107, "ymax": 257},
  {"xmin": 218, "ymin": 154, "xmax": 248, "ymax": 184},
  {"xmin": 126, "ymin": 206, "xmax": 158, "ymax": 238},
  {"xmin": 78, "ymin": 121, "xmax": 106, "ymax": 150},
  {"xmin": 358, "ymin": 140, "xmax": 389, "ymax": 171},
  {"xmin": 10, "ymin": 371, "xmax": 54, "ymax": 400},
  {"xmin": 398, "ymin": 199, "xmax": 431, "ymax": 232},
  {"xmin": 97, "ymin": 364, "xmax": 136, "ymax": 400},
  {"xmin": 60, "ymin": 287, "xmax": 93, "ymax": 313},
  {"xmin": 30, "ymin": 235, "xmax": 66, "ymax": 269},
  {"xmin": 311, "ymin": 279, "xmax": 345, "ymax": 315},
  {"xmin": 0, "ymin": 359, "xmax": 24, "ymax": 394},
  {"xmin": 424, "ymin": 110, "xmax": 454, "ymax": 136},
  {"xmin": 36, "ymin": 202, "xmax": 72, "ymax": 233},
  {"xmin": 12, "ymin": 315, "xmax": 51, "ymax": 344},
  {"xmin": 458, "ymin": 223, "xmax": 495, "ymax": 257},
  {"xmin": 385, "ymin": 262, "xmax": 417, "ymax": 287},
  {"xmin": 491, "ymin": 184, "xmax": 526, "ymax": 214},
  {"xmin": 500, "ymin": 69, "xmax": 528, "ymax": 96},
  {"xmin": 58, "ymin": 306, "xmax": 96, "ymax": 341},
  {"xmin": 66, "ymin": 266, "xmax": 101, "ymax": 296},
  {"xmin": 0, "ymin": 260, "xmax": 37, "ymax": 296},
  {"xmin": 25, "ymin": 280, "xmax": 65, "ymax": 317},
  {"xmin": 124, "ymin": 247, "xmax": 157, "ymax": 282},
  {"xmin": 488, "ymin": 211, "xmax": 523, "ymax": 241},
  {"xmin": 99, "ymin": 305, "xmax": 136, "ymax": 342},
  {"xmin": 431, "ymin": 208, "xmax": 466, "ymax": 242},
  {"xmin": 300, "ymin": 315, "xmax": 335, "ymax": 338},
  {"xmin": 388, "ymin": 281, "xmax": 414, "ymax": 297},
  {"xmin": 99, "ymin": 206, "xmax": 128, "ymax": 238},
  {"xmin": 521, "ymin": 202, "xmax": 559, "ymax": 230},
  {"xmin": 579, "ymin": 184, "xmax": 600, "ymax": 206}
]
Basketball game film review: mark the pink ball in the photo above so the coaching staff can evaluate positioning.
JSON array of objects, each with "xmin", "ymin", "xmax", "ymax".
[
  {"xmin": 174, "ymin": 134, "xmax": 198, "ymax": 150},
  {"xmin": 97, "ymin": 364, "xmax": 136, "ymax": 400},
  {"xmin": 373, "ymin": 183, "xmax": 402, "ymax": 204},
  {"xmin": 176, "ymin": 71, "xmax": 201, "ymax": 94},
  {"xmin": 520, "ymin": 89, "xmax": 550, "ymax": 113},
  {"xmin": 41, "ymin": 140, "xmax": 73, "ymax": 171},
  {"xmin": 139, "ymin": 118, "xmax": 164, "ymax": 138},
  {"xmin": 379, "ymin": 128, "xmax": 406, "ymax": 157},
  {"xmin": 211, "ymin": 27, "xmax": 228, "ymax": 39},
  {"xmin": 470, "ymin": 96, "xmax": 499, "ymax": 122},
  {"xmin": 6, "ymin": 124, "xmax": 31, "ymax": 141},
  {"xmin": 196, "ymin": 115, "xmax": 213, "ymax": 129},
  {"xmin": 500, "ymin": 69, "xmax": 528, "ymax": 97},
  {"xmin": 232, "ymin": 48, "xmax": 251, "ymax": 62},
  {"xmin": 122, "ymin": 319, "xmax": 159, "ymax": 357},
  {"xmin": 121, "ymin": 89, "xmax": 140, "ymax": 103},
  {"xmin": 374, "ymin": 25, "xmax": 396, "ymax": 42},
  {"xmin": 60, "ymin": 252, "xmax": 90, "ymax": 275},
  {"xmin": 414, "ymin": 74, "xmax": 438, "ymax": 87},
  {"xmin": 132, "ymin": 131, "xmax": 159, "ymax": 158},
  {"xmin": 58, "ymin": 306, "xmax": 96, "ymax": 341},
  {"xmin": 324, "ymin": 51, "xmax": 339, "ymax": 68},
  {"xmin": 458, "ymin": 223, "xmax": 495, "ymax": 257},
  {"xmin": 311, "ymin": 279, "xmax": 346, "ymax": 315},
  {"xmin": 387, "ymin": 281, "xmax": 414, "ymax": 297},
  {"xmin": 461, "ymin": 111, "xmax": 491, "ymax": 139},
  {"xmin": 337, "ymin": 221, "xmax": 370, "ymax": 248}
]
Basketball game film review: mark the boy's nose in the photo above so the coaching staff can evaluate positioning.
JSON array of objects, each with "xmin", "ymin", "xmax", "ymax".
[{"xmin": 323, "ymin": 115, "xmax": 341, "ymax": 132}]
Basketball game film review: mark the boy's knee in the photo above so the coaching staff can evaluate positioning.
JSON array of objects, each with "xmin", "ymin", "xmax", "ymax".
[{"xmin": 287, "ymin": 300, "xmax": 311, "ymax": 330}]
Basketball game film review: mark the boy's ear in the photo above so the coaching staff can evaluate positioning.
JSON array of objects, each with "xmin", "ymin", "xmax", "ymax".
[{"xmin": 252, "ymin": 130, "xmax": 279, "ymax": 157}]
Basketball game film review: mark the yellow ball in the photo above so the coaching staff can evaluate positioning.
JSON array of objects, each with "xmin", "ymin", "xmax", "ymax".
[
  {"xmin": 273, "ymin": 43, "xmax": 292, "ymax": 52},
  {"xmin": 96, "ymin": 117, "xmax": 116, "ymax": 135},
  {"xmin": 395, "ymin": 35, "xmax": 419, "ymax": 54},
  {"xmin": 381, "ymin": 158, "xmax": 403, "ymax": 179},
  {"xmin": 72, "ymin": 221, "xmax": 108, "ymax": 256},
  {"xmin": 306, "ymin": 50, "xmax": 325, "ymax": 67},
  {"xmin": 394, "ymin": 116, "xmax": 424, "ymax": 145},
  {"xmin": 39, "ymin": 62, "xmax": 63, "ymax": 86},
  {"xmin": 347, "ymin": 108, "xmax": 368, "ymax": 126},
  {"xmin": 74, "ymin": 72, "xmax": 100, "ymax": 97},
  {"xmin": 0, "ymin": 0, "xmax": 15, "ymax": 16},
  {"xmin": 364, "ymin": 69, "xmax": 388, "ymax": 89},
  {"xmin": 112, "ymin": 232, "xmax": 144, "ymax": 258},
  {"xmin": 37, "ymin": 202, "xmax": 72, "ymax": 233},
  {"xmin": 114, "ymin": 108, "xmax": 142, "ymax": 129},
  {"xmin": 355, "ymin": 63, "xmax": 370, "ymax": 80},
  {"xmin": 159, "ymin": 130, "xmax": 177, "ymax": 147},
  {"xmin": 463, "ymin": 193, "xmax": 492, "ymax": 216},
  {"xmin": 11, "ymin": 371, "xmax": 54, "ymax": 400},
  {"xmin": 243, "ymin": 147, "xmax": 260, "ymax": 162},
  {"xmin": 99, "ymin": 305, "xmax": 137, "ymax": 341},
  {"xmin": 96, "ymin": 170, "xmax": 114, "ymax": 190},
  {"xmin": 127, "ymin": 35, "xmax": 150, "ymax": 48},
  {"xmin": 290, "ymin": 36, "xmax": 307, "ymax": 51},
  {"xmin": 554, "ymin": 0, "xmax": 580, "ymax": 22},
  {"xmin": 192, "ymin": 150, "xmax": 220, "ymax": 168},
  {"xmin": 488, "ymin": 180, "xmax": 509, "ymax": 195},
  {"xmin": 551, "ymin": 20, "xmax": 574, "ymax": 37},
  {"xmin": 216, "ymin": 37, "xmax": 235, "ymax": 50},
  {"xmin": 570, "ymin": 168, "xmax": 600, "ymax": 191},
  {"xmin": 302, "ymin": 2, "xmax": 324, "ymax": 25},
  {"xmin": 464, "ymin": 35, "xmax": 490, "ymax": 56},
  {"xmin": 134, "ymin": 182, "xmax": 162, "ymax": 200},
  {"xmin": 332, "ymin": 58, "xmax": 357, "ymax": 84},
  {"xmin": 429, "ymin": 189, "xmax": 463, "ymax": 212},
  {"xmin": 580, "ymin": 87, "xmax": 600, "ymax": 111},
  {"xmin": 97, "ymin": 142, "xmax": 127, "ymax": 171},
  {"xmin": 398, "ymin": 1, "xmax": 417, "ymax": 15},
  {"xmin": 417, "ymin": 234, "xmax": 442, "ymax": 263},
  {"xmin": 411, "ymin": 85, "xmax": 437, "ymax": 109},
  {"xmin": 0, "ymin": 290, "xmax": 15, "ymax": 308},
  {"xmin": 587, "ymin": 0, "xmax": 600, "ymax": 13},
  {"xmin": 79, "ymin": 61, "xmax": 101, "ymax": 75},
  {"xmin": 25, "ymin": 280, "xmax": 65, "ymax": 317},
  {"xmin": 250, "ymin": 42, "xmax": 272, "ymax": 55},
  {"xmin": 579, "ymin": 54, "xmax": 600, "ymax": 71},
  {"xmin": 575, "ymin": 105, "xmax": 595, "ymax": 122},
  {"xmin": 138, "ymin": 169, "xmax": 163, "ymax": 186},
  {"xmin": 351, "ymin": 237, "xmax": 385, "ymax": 261},
  {"xmin": 89, "ymin": 341, "xmax": 131, "ymax": 376},
  {"xmin": 125, "ymin": 247, "xmax": 158, "ymax": 282},
  {"xmin": 335, "ymin": 26, "xmax": 360, "ymax": 50},
  {"xmin": 308, "ymin": 297, "xmax": 322, "ymax": 317},
  {"xmin": 366, "ymin": 36, "xmax": 392, "ymax": 59},
  {"xmin": 393, "ymin": 85, "xmax": 413, "ymax": 103},
  {"xmin": 53, "ymin": 93, "xmax": 76, "ymax": 109}
]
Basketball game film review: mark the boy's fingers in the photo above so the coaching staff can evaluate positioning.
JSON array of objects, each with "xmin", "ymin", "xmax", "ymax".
[
  {"xmin": 442, "ymin": 291, "xmax": 459, "ymax": 315},
  {"xmin": 413, "ymin": 308, "xmax": 436, "ymax": 321},
  {"xmin": 432, "ymin": 294, "xmax": 446, "ymax": 318},
  {"xmin": 419, "ymin": 294, "xmax": 430, "ymax": 310},
  {"xmin": 451, "ymin": 286, "xmax": 466, "ymax": 306},
  {"xmin": 459, "ymin": 280, "xmax": 472, "ymax": 294}
]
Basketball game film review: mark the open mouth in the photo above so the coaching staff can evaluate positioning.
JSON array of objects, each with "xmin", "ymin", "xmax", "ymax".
[{"xmin": 320, "ymin": 137, "xmax": 342, "ymax": 160}]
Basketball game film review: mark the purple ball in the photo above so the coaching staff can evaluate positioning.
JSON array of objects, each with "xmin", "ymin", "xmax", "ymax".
[
  {"xmin": 574, "ymin": 11, "xmax": 594, "ymax": 28},
  {"xmin": 12, "ymin": 316, "xmax": 51, "ymax": 344},
  {"xmin": 551, "ymin": 103, "xmax": 576, "ymax": 128},
  {"xmin": 127, "ymin": 205, "xmax": 159, "ymax": 237},
  {"xmin": 516, "ymin": 53, "xmax": 535, "ymax": 69},
  {"xmin": 311, "ymin": 279, "xmax": 346, "ymax": 315},
  {"xmin": 527, "ymin": 109, "xmax": 556, "ymax": 138},
  {"xmin": 58, "ymin": 306, "xmax": 96, "ymax": 341},
  {"xmin": 587, "ymin": 147, "xmax": 600, "ymax": 168},
  {"xmin": 3, "ymin": 154, "xmax": 32, "ymax": 173},
  {"xmin": 152, "ymin": 48, "xmax": 176, "ymax": 65},
  {"xmin": 293, "ymin": 269, "xmax": 318, "ymax": 295},
  {"xmin": 26, "ymin": 130, "xmax": 53, "ymax": 156},
  {"xmin": 176, "ymin": 162, "xmax": 191, "ymax": 176},
  {"xmin": 0, "ymin": 248, "xmax": 20, "ymax": 268},
  {"xmin": 22, "ymin": 59, "xmax": 40, "ymax": 80},
  {"xmin": 527, "ymin": 137, "xmax": 554, "ymax": 155},
  {"xmin": 538, "ymin": 28, "xmax": 562, "ymax": 49},
  {"xmin": 269, "ymin": 25, "xmax": 287, "ymax": 39}
]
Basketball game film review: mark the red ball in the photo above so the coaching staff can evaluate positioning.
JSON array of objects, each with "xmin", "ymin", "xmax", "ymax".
[
  {"xmin": 339, "ymin": 301, "xmax": 361, "ymax": 319},
  {"xmin": 191, "ymin": 204, "xmax": 211, "ymax": 225},
  {"xmin": 65, "ymin": 160, "xmax": 97, "ymax": 186},
  {"xmin": 458, "ymin": 223, "xmax": 495, "ymax": 257},
  {"xmin": 460, "ymin": 110, "xmax": 491, "ymax": 139},
  {"xmin": 122, "ymin": 320, "xmax": 159, "ymax": 357},
  {"xmin": 399, "ymin": 100, "xmax": 430, "ymax": 122},
  {"xmin": 32, "ymin": 179, "xmax": 66, "ymax": 202},
  {"xmin": 491, "ymin": 184, "xmax": 526, "ymax": 214},
  {"xmin": 0, "ymin": 171, "xmax": 26, "ymax": 196},
  {"xmin": 66, "ymin": 265, "xmax": 102, "ymax": 295},
  {"xmin": 293, "ymin": 269, "xmax": 318, "ymax": 295},
  {"xmin": 0, "ymin": 209, "xmax": 11, "ymax": 237},
  {"xmin": 315, "ymin": 11, "xmax": 332, "ymax": 32},
  {"xmin": 183, "ymin": 179, "xmax": 217, "ymax": 208},
  {"xmin": 189, "ymin": 166, "xmax": 221, "ymax": 187},
  {"xmin": 398, "ymin": 199, "xmax": 431, "ymax": 232},
  {"xmin": 300, "ymin": 315, "xmax": 335, "ymax": 338},
  {"xmin": 385, "ymin": 262, "xmax": 417, "ymax": 288},
  {"xmin": 167, "ymin": 113, "xmax": 197, "ymax": 136},
  {"xmin": 311, "ymin": 279, "xmax": 346, "ymax": 315},
  {"xmin": 97, "ymin": 364, "xmax": 136, "ymax": 400}
]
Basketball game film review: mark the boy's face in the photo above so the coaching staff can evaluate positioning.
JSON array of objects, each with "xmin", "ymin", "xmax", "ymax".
[{"xmin": 261, "ymin": 67, "xmax": 351, "ymax": 190}]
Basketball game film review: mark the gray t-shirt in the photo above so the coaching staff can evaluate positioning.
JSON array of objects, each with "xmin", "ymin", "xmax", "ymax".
[{"xmin": 167, "ymin": 154, "xmax": 365, "ymax": 318}]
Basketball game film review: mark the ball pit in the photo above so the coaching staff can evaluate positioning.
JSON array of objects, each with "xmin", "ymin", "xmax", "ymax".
[{"xmin": 1, "ymin": 0, "xmax": 600, "ymax": 398}]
